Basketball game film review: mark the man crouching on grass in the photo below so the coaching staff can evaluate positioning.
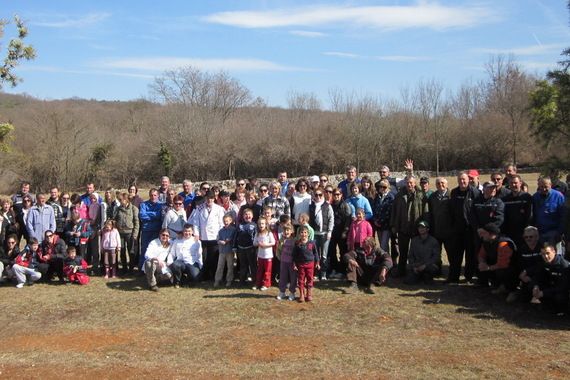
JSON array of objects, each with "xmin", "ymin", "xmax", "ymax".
[
  {"xmin": 143, "ymin": 228, "xmax": 173, "ymax": 291},
  {"xmin": 344, "ymin": 237, "xmax": 392, "ymax": 294}
]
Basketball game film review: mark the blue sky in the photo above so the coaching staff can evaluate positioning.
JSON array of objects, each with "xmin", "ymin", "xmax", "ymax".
[{"xmin": 2, "ymin": 0, "xmax": 569, "ymax": 107}]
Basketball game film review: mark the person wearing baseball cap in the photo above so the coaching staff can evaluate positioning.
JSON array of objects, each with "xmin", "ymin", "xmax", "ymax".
[
  {"xmin": 404, "ymin": 220, "xmax": 441, "ymax": 285},
  {"xmin": 468, "ymin": 169, "xmax": 482, "ymax": 191}
]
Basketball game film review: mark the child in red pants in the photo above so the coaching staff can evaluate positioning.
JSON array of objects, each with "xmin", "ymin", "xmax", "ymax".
[{"xmin": 293, "ymin": 226, "xmax": 320, "ymax": 302}]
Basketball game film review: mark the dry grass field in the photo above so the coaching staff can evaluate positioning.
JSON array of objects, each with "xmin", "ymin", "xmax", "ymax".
[
  {"xmin": 0, "ymin": 274, "xmax": 568, "ymax": 380},
  {"xmin": 2, "ymin": 171, "xmax": 568, "ymax": 379}
]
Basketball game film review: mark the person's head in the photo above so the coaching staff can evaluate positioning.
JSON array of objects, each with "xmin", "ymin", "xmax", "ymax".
[
  {"xmin": 205, "ymin": 190, "xmax": 216, "ymax": 206},
  {"xmin": 67, "ymin": 246, "xmax": 77, "ymax": 260},
  {"xmin": 435, "ymin": 177, "xmax": 448, "ymax": 192},
  {"xmin": 149, "ymin": 188, "xmax": 159, "ymax": 203},
  {"xmin": 490, "ymin": 172, "xmax": 503, "ymax": 189},
  {"xmin": 235, "ymin": 189, "xmax": 246, "ymax": 202},
  {"xmin": 1, "ymin": 199, "xmax": 11, "ymax": 212},
  {"xmin": 309, "ymin": 176, "xmax": 320, "ymax": 189},
  {"xmin": 61, "ymin": 192, "xmax": 70, "ymax": 205},
  {"xmin": 509, "ymin": 174, "xmax": 522, "ymax": 193},
  {"xmin": 199, "ymin": 182, "xmax": 211, "ymax": 195},
  {"xmin": 298, "ymin": 225, "xmax": 309, "ymax": 242},
  {"xmin": 277, "ymin": 171, "xmax": 287, "ymax": 184},
  {"xmin": 467, "ymin": 169, "xmax": 480, "ymax": 187},
  {"xmin": 350, "ymin": 182, "xmax": 361, "ymax": 196},
  {"xmin": 355, "ymin": 208, "xmax": 365, "ymax": 221},
  {"xmin": 537, "ymin": 177, "xmax": 552, "ymax": 196},
  {"xmin": 346, "ymin": 165, "xmax": 357, "ymax": 181},
  {"xmin": 128, "ymin": 185, "xmax": 138, "ymax": 195},
  {"xmin": 482, "ymin": 182, "xmax": 497, "ymax": 199},
  {"xmin": 219, "ymin": 190, "xmax": 231, "ymax": 204},
  {"xmin": 6, "ymin": 234, "xmax": 17, "ymax": 250},
  {"xmin": 70, "ymin": 209, "xmax": 81, "ymax": 222},
  {"xmin": 182, "ymin": 224, "xmax": 193, "ymax": 239},
  {"xmin": 419, "ymin": 177, "xmax": 429, "ymax": 192},
  {"xmin": 279, "ymin": 214, "xmax": 291, "ymax": 226},
  {"xmin": 541, "ymin": 243, "xmax": 557, "ymax": 264},
  {"xmin": 363, "ymin": 236, "xmax": 378, "ymax": 251},
  {"xmin": 235, "ymin": 179, "xmax": 246, "ymax": 189},
  {"xmin": 182, "ymin": 180, "xmax": 193, "ymax": 193},
  {"xmin": 86, "ymin": 183, "xmax": 95, "ymax": 195},
  {"xmin": 245, "ymin": 190, "xmax": 257, "ymax": 205},
  {"xmin": 299, "ymin": 212, "xmax": 310, "ymax": 225},
  {"xmin": 104, "ymin": 188, "xmax": 115, "ymax": 203},
  {"xmin": 159, "ymin": 228, "xmax": 171, "ymax": 242},
  {"xmin": 332, "ymin": 189, "xmax": 343, "ymax": 203},
  {"xmin": 262, "ymin": 206, "xmax": 273, "ymax": 219},
  {"xmin": 211, "ymin": 185, "xmax": 220, "ymax": 197},
  {"xmin": 223, "ymin": 214, "xmax": 233, "ymax": 227},
  {"xmin": 248, "ymin": 177, "xmax": 259, "ymax": 187},
  {"xmin": 173, "ymin": 195, "xmax": 184, "ymax": 210},
  {"xmin": 257, "ymin": 217, "xmax": 268, "ymax": 232},
  {"xmin": 166, "ymin": 188, "xmax": 177, "ymax": 202},
  {"xmin": 269, "ymin": 181, "xmax": 281, "ymax": 197},
  {"xmin": 36, "ymin": 193, "xmax": 47, "ymax": 206},
  {"xmin": 522, "ymin": 226, "xmax": 539, "ymax": 247},
  {"xmin": 49, "ymin": 187, "xmax": 59, "ymax": 200},
  {"xmin": 29, "ymin": 237, "xmax": 39, "ymax": 251},
  {"xmin": 479, "ymin": 223, "xmax": 500, "ymax": 242},
  {"xmin": 242, "ymin": 209, "xmax": 253, "ymax": 223},
  {"xmin": 282, "ymin": 223, "xmax": 294, "ymax": 238},
  {"xmin": 406, "ymin": 176, "xmax": 417, "ymax": 193},
  {"xmin": 119, "ymin": 192, "xmax": 130, "ymax": 207},
  {"xmin": 160, "ymin": 176, "xmax": 170, "ymax": 190},
  {"xmin": 89, "ymin": 192, "xmax": 98, "ymax": 204},
  {"xmin": 379, "ymin": 165, "xmax": 390, "ymax": 180},
  {"xmin": 103, "ymin": 219, "xmax": 114, "ymax": 231},
  {"xmin": 458, "ymin": 172, "xmax": 469, "ymax": 191},
  {"xmin": 505, "ymin": 164, "xmax": 517, "ymax": 177},
  {"xmin": 360, "ymin": 176, "xmax": 372, "ymax": 191},
  {"xmin": 287, "ymin": 183, "xmax": 296, "ymax": 195},
  {"xmin": 20, "ymin": 181, "xmax": 30, "ymax": 194},
  {"xmin": 319, "ymin": 174, "xmax": 329, "ymax": 187},
  {"xmin": 375, "ymin": 179, "xmax": 390, "ymax": 195},
  {"xmin": 22, "ymin": 195, "xmax": 33, "ymax": 209},
  {"xmin": 258, "ymin": 184, "xmax": 269, "ymax": 197},
  {"xmin": 417, "ymin": 220, "xmax": 430, "ymax": 236},
  {"xmin": 313, "ymin": 188, "xmax": 325, "ymax": 202},
  {"xmin": 44, "ymin": 230, "xmax": 55, "ymax": 244},
  {"xmin": 295, "ymin": 178, "xmax": 309, "ymax": 193}
]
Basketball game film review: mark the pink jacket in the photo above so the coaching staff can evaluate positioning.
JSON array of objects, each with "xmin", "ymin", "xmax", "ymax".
[
  {"xmin": 347, "ymin": 220, "xmax": 373, "ymax": 251},
  {"xmin": 101, "ymin": 228, "xmax": 121, "ymax": 251}
]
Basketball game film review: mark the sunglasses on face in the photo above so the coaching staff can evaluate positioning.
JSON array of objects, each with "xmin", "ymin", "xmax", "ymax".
[
  {"xmin": 325, "ymin": 190, "xmax": 332, "ymax": 193},
  {"xmin": 315, "ymin": 193, "xmax": 323, "ymax": 197},
  {"xmin": 238, "ymin": 183, "xmax": 245, "ymax": 186},
  {"xmin": 160, "ymin": 233, "xmax": 170, "ymax": 237},
  {"xmin": 260, "ymin": 189, "xmax": 268, "ymax": 192},
  {"xmin": 320, "ymin": 179, "xmax": 328, "ymax": 182},
  {"xmin": 174, "ymin": 202, "xmax": 183, "ymax": 205}
]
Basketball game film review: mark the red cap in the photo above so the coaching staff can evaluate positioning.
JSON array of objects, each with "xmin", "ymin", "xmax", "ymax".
[{"xmin": 468, "ymin": 169, "xmax": 479, "ymax": 178}]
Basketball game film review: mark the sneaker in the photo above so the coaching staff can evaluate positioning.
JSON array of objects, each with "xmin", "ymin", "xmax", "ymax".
[
  {"xmin": 276, "ymin": 292, "xmax": 286, "ymax": 300},
  {"xmin": 346, "ymin": 282, "xmax": 358, "ymax": 294},
  {"xmin": 174, "ymin": 284, "xmax": 180, "ymax": 289},
  {"xmin": 320, "ymin": 275, "xmax": 328, "ymax": 281},
  {"xmin": 260, "ymin": 286, "xmax": 268, "ymax": 291},
  {"xmin": 252, "ymin": 286, "xmax": 258, "ymax": 290},
  {"xmin": 16, "ymin": 283, "xmax": 24, "ymax": 289},
  {"xmin": 288, "ymin": 293, "xmax": 296, "ymax": 301}
]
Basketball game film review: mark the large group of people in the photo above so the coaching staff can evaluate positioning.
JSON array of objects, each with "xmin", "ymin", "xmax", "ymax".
[{"xmin": 0, "ymin": 163, "xmax": 569, "ymax": 312}]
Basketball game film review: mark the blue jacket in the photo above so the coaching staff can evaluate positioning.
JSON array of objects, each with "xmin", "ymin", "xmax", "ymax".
[
  {"xmin": 26, "ymin": 205, "xmax": 56, "ymax": 243},
  {"xmin": 139, "ymin": 201, "xmax": 163, "ymax": 232},
  {"xmin": 346, "ymin": 194, "xmax": 373, "ymax": 220},
  {"xmin": 533, "ymin": 190, "xmax": 565, "ymax": 235}
]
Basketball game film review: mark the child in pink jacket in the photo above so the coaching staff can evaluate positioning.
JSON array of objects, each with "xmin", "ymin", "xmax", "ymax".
[
  {"xmin": 347, "ymin": 208, "xmax": 373, "ymax": 251},
  {"xmin": 101, "ymin": 220, "xmax": 121, "ymax": 279}
]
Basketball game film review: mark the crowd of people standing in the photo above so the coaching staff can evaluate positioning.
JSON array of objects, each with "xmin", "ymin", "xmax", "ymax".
[{"xmin": 0, "ymin": 162, "xmax": 568, "ymax": 311}]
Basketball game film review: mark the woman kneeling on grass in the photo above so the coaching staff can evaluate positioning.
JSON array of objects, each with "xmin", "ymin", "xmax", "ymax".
[{"xmin": 293, "ymin": 225, "xmax": 320, "ymax": 303}]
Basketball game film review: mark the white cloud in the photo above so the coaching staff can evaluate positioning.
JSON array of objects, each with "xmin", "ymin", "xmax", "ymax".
[
  {"xmin": 289, "ymin": 30, "xmax": 327, "ymax": 38},
  {"xmin": 518, "ymin": 61, "xmax": 557, "ymax": 70},
  {"xmin": 32, "ymin": 12, "xmax": 111, "ymax": 28},
  {"xmin": 474, "ymin": 43, "xmax": 566, "ymax": 56},
  {"xmin": 375, "ymin": 55, "xmax": 431, "ymax": 62},
  {"xmin": 323, "ymin": 51, "xmax": 362, "ymax": 59},
  {"xmin": 203, "ymin": 3, "xmax": 495, "ymax": 30},
  {"xmin": 17, "ymin": 65, "xmax": 154, "ymax": 79},
  {"xmin": 97, "ymin": 57, "xmax": 308, "ymax": 72}
]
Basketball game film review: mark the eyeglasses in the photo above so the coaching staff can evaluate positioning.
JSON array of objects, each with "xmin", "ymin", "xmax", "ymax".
[
  {"xmin": 299, "ymin": 184, "xmax": 307, "ymax": 188},
  {"xmin": 315, "ymin": 193, "xmax": 323, "ymax": 197},
  {"xmin": 174, "ymin": 202, "xmax": 183, "ymax": 205},
  {"xmin": 202, "ymin": 187, "xmax": 210, "ymax": 191},
  {"xmin": 260, "ymin": 188, "xmax": 268, "ymax": 192},
  {"xmin": 160, "ymin": 233, "xmax": 170, "ymax": 237},
  {"xmin": 23, "ymin": 199, "xmax": 31, "ymax": 202},
  {"xmin": 379, "ymin": 186, "xmax": 388, "ymax": 189},
  {"xmin": 492, "ymin": 178, "xmax": 502, "ymax": 182},
  {"xmin": 320, "ymin": 178, "xmax": 328, "ymax": 182},
  {"xmin": 237, "ymin": 183, "xmax": 245, "ymax": 186},
  {"xmin": 325, "ymin": 190, "xmax": 333, "ymax": 193}
]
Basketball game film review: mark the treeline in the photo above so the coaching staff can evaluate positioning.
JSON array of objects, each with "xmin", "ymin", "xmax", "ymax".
[{"xmin": 0, "ymin": 55, "xmax": 552, "ymax": 194}]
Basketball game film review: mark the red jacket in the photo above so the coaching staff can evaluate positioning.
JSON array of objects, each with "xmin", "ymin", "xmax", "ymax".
[{"xmin": 347, "ymin": 220, "xmax": 373, "ymax": 251}]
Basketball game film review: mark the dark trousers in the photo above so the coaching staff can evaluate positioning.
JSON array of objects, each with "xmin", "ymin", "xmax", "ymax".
[
  {"xmin": 478, "ymin": 267, "xmax": 517, "ymax": 290},
  {"xmin": 119, "ymin": 232, "xmax": 134, "ymax": 272},
  {"xmin": 396, "ymin": 233, "xmax": 412, "ymax": 276},
  {"xmin": 200, "ymin": 240, "xmax": 219, "ymax": 281},
  {"xmin": 171, "ymin": 261, "xmax": 201, "ymax": 285},
  {"xmin": 329, "ymin": 233, "xmax": 347, "ymax": 275},
  {"xmin": 344, "ymin": 251, "xmax": 382, "ymax": 287},
  {"xmin": 237, "ymin": 247, "xmax": 257, "ymax": 284},
  {"xmin": 86, "ymin": 232, "xmax": 100, "ymax": 274},
  {"xmin": 449, "ymin": 228, "xmax": 476, "ymax": 282}
]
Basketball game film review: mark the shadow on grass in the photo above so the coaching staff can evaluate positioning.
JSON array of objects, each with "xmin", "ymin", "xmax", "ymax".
[
  {"xmin": 396, "ymin": 284, "xmax": 569, "ymax": 330},
  {"xmin": 105, "ymin": 277, "xmax": 148, "ymax": 292},
  {"xmin": 203, "ymin": 292, "xmax": 276, "ymax": 299}
]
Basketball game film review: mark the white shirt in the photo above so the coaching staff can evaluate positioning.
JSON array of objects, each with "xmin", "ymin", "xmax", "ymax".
[
  {"xmin": 144, "ymin": 238, "xmax": 173, "ymax": 272},
  {"xmin": 162, "ymin": 208, "xmax": 187, "ymax": 238},
  {"xmin": 254, "ymin": 231, "xmax": 275, "ymax": 259},
  {"xmin": 172, "ymin": 237, "xmax": 203, "ymax": 268},
  {"xmin": 189, "ymin": 203, "xmax": 225, "ymax": 241}
]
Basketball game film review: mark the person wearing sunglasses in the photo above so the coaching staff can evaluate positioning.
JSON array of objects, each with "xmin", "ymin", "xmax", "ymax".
[
  {"xmin": 512, "ymin": 226, "xmax": 543, "ymax": 303},
  {"xmin": 329, "ymin": 191, "xmax": 352, "ymax": 279},
  {"xmin": 291, "ymin": 178, "xmax": 312, "ymax": 226},
  {"xmin": 162, "ymin": 195, "xmax": 187, "ymax": 239},
  {"xmin": 308, "ymin": 188, "xmax": 334, "ymax": 280}
]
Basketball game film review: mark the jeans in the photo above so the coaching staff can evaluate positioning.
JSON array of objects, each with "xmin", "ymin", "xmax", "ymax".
[
  {"xmin": 171, "ymin": 260, "xmax": 201, "ymax": 285},
  {"xmin": 314, "ymin": 233, "xmax": 330, "ymax": 278}
]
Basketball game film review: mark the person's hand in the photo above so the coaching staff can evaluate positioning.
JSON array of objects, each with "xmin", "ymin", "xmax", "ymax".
[
  {"xmin": 378, "ymin": 269, "xmax": 387, "ymax": 284},
  {"xmin": 404, "ymin": 159, "xmax": 414, "ymax": 172},
  {"xmin": 293, "ymin": 265, "xmax": 298, "ymax": 271},
  {"xmin": 315, "ymin": 263, "xmax": 321, "ymax": 271},
  {"xmin": 218, "ymin": 240, "xmax": 225, "ymax": 246},
  {"xmin": 349, "ymin": 259, "xmax": 360, "ymax": 269}
]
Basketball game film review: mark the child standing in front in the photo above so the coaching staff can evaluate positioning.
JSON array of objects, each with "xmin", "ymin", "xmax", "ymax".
[
  {"xmin": 276, "ymin": 223, "xmax": 297, "ymax": 301},
  {"xmin": 293, "ymin": 225, "xmax": 320, "ymax": 302},
  {"xmin": 253, "ymin": 217, "xmax": 275, "ymax": 291},
  {"xmin": 234, "ymin": 209, "xmax": 257, "ymax": 286},
  {"xmin": 101, "ymin": 220, "xmax": 121, "ymax": 279},
  {"xmin": 347, "ymin": 208, "xmax": 373, "ymax": 251},
  {"xmin": 215, "ymin": 214, "xmax": 237, "ymax": 287}
]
